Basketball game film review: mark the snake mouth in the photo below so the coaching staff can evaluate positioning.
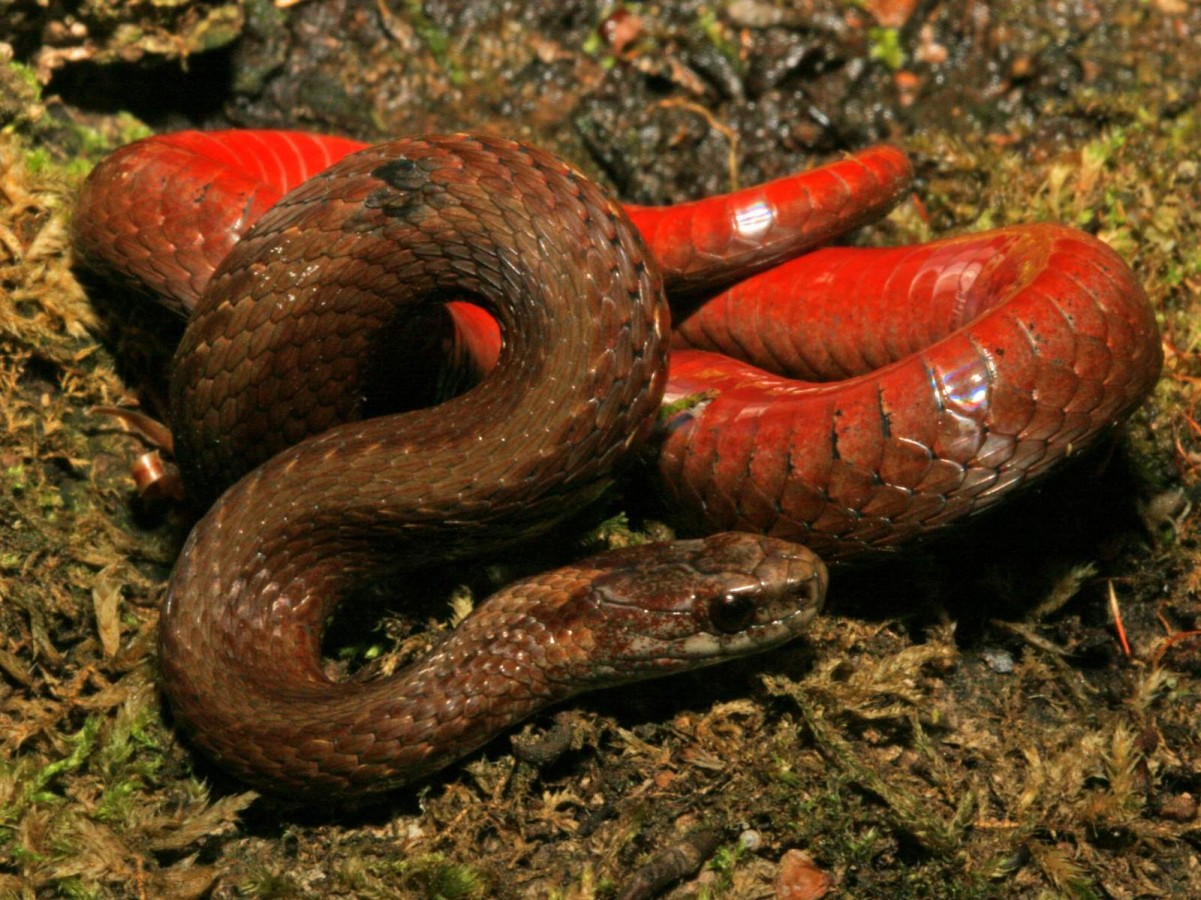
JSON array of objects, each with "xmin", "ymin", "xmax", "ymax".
[
  {"xmin": 681, "ymin": 609, "xmax": 821, "ymax": 661},
  {"xmin": 609, "ymin": 567, "xmax": 827, "ymax": 667},
  {"xmin": 607, "ymin": 605, "xmax": 822, "ymax": 669}
]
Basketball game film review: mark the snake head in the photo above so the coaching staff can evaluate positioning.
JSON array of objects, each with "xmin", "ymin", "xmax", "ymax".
[{"xmin": 558, "ymin": 532, "xmax": 827, "ymax": 687}]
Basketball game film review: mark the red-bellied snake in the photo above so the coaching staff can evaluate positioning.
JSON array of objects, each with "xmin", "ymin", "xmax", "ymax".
[{"xmin": 73, "ymin": 130, "xmax": 1160, "ymax": 795}]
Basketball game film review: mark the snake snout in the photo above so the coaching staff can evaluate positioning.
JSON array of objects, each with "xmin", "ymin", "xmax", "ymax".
[{"xmin": 752, "ymin": 535, "xmax": 829, "ymax": 620}]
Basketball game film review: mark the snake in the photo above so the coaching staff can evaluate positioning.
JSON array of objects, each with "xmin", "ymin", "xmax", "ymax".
[{"xmin": 73, "ymin": 130, "xmax": 1161, "ymax": 795}]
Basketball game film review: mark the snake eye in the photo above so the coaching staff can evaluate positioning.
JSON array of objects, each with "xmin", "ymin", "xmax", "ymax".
[{"xmin": 708, "ymin": 592, "xmax": 756, "ymax": 634}]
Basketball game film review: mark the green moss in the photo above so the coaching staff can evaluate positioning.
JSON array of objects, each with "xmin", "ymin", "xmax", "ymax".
[
  {"xmin": 697, "ymin": 8, "xmax": 740, "ymax": 65},
  {"xmin": 0, "ymin": 719, "xmax": 99, "ymax": 840},
  {"xmin": 402, "ymin": 0, "xmax": 465, "ymax": 87},
  {"xmin": 55, "ymin": 877, "xmax": 102, "ymax": 900},
  {"xmin": 659, "ymin": 388, "xmax": 717, "ymax": 421},
  {"xmin": 8, "ymin": 60, "xmax": 41, "ymax": 92},
  {"xmin": 238, "ymin": 866, "xmax": 305, "ymax": 898},
  {"xmin": 868, "ymin": 26, "xmax": 906, "ymax": 70},
  {"xmin": 5, "ymin": 464, "xmax": 26, "ymax": 493},
  {"xmin": 22, "ymin": 145, "xmax": 53, "ymax": 174},
  {"xmin": 334, "ymin": 853, "xmax": 489, "ymax": 898},
  {"xmin": 395, "ymin": 855, "xmax": 488, "ymax": 899},
  {"xmin": 706, "ymin": 840, "xmax": 749, "ymax": 892}
]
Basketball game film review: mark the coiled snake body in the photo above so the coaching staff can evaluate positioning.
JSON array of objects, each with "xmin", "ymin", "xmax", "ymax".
[{"xmin": 74, "ymin": 131, "xmax": 1160, "ymax": 795}]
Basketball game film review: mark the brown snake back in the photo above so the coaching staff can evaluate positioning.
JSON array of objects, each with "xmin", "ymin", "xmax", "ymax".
[{"xmin": 138, "ymin": 135, "xmax": 826, "ymax": 794}]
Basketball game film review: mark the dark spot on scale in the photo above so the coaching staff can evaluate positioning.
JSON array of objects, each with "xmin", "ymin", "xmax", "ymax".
[
  {"xmin": 365, "ymin": 157, "xmax": 445, "ymax": 220},
  {"xmin": 363, "ymin": 187, "xmax": 414, "ymax": 216},
  {"xmin": 371, "ymin": 158, "xmax": 428, "ymax": 192}
]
